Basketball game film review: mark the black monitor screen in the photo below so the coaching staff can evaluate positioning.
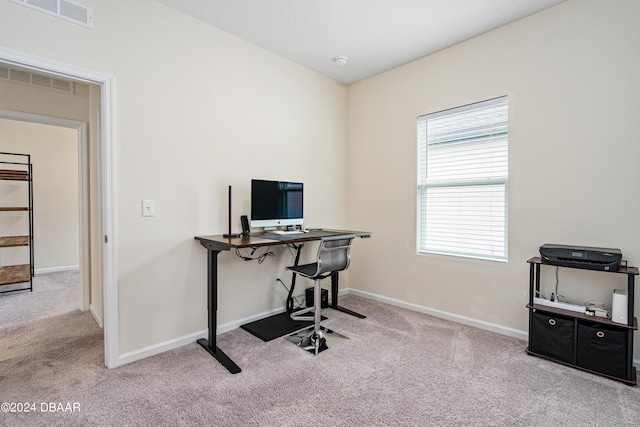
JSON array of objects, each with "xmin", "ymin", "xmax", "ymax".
[{"xmin": 251, "ymin": 179, "xmax": 303, "ymax": 226}]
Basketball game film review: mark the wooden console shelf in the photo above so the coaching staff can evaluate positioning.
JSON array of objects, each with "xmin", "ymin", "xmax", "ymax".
[
  {"xmin": 526, "ymin": 257, "xmax": 637, "ymax": 385},
  {"xmin": 526, "ymin": 303, "xmax": 639, "ymax": 330}
]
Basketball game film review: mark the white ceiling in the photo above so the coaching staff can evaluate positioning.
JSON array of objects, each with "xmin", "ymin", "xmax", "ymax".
[{"xmin": 156, "ymin": 0, "xmax": 566, "ymax": 85}]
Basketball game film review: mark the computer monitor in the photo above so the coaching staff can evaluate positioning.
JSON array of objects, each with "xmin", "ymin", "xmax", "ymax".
[{"xmin": 250, "ymin": 179, "xmax": 304, "ymax": 229}]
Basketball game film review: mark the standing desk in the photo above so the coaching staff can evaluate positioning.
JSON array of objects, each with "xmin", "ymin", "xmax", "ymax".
[{"xmin": 194, "ymin": 229, "xmax": 372, "ymax": 374}]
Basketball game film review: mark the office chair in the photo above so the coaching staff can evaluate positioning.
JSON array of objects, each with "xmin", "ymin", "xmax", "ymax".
[{"xmin": 286, "ymin": 234, "xmax": 356, "ymax": 355}]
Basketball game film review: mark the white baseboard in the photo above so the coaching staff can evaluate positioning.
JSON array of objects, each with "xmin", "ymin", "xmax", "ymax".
[
  {"xmin": 114, "ymin": 287, "xmax": 640, "ymax": 369},
  {"xmin": 349, "ymin": 289, "xmax": 529, "ymax": 341},
  {"xmin": 348, "ymin": 288, "xmax": 528, "ymax": 341},
  {"xmin": 116, "ymin": 306, "xmax": 287, "ymax": 367},
  {"xmin": 35, "ymin": 265, "xmax": 80, "ymax": 274},
  {"xmin": 118, "ymin": 329, "xmax": 209, "ymax": 367},
  {"xmin": 348, "ymin": 288, "xmax": 640, "ymax": 368},
  {"xmin": 217, "ymin": 306, "xmax": 287, "ymax": 334}
]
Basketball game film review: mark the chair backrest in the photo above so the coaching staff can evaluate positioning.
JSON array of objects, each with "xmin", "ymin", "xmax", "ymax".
[{"xmin": 313, "ymin": 234, "xmax": 356, "ymax": 277}]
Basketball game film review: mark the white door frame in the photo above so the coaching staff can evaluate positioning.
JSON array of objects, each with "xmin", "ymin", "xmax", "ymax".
[
  {"xmin": 0, "ymin": 110, "xmax": 89, "ymax": 312},
  {"xmin": 0, "ymin": 47, "xmax": 118, "ymax": 368}
]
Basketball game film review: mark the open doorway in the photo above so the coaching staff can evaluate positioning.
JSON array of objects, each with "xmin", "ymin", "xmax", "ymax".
[
  {"xmin": 0, "ymin": 119, "xmax": 84, "ymax": 324},
  {"xmin": 0, "ymin": 47, "xmax": 116, "ymax": 368}
]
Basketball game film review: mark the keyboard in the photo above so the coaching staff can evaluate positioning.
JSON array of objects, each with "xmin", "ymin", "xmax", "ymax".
[{"xmin": 271, "ymin": 229, "xmax": 304, "ymax": 235}]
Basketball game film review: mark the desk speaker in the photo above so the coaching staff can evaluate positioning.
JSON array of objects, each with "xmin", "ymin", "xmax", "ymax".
[{"xmin": 306, "ymin": 287, "xmax": 328, "ymax": 308}]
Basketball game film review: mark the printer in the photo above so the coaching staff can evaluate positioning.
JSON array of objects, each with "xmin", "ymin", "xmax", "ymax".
[{"xmin": 539, "ymin": 244, "xmax": 622, "ymax": 271}]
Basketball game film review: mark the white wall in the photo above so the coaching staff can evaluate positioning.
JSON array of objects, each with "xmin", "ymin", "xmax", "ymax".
[
  {"xmin": 0, "ymin": 119, "xmax": 79, "ymax": 271},
  {"xmin": 0, "ymin": 0, "xmax": 348, "ymax": 357},
  {"xmin": 348, "ymin": 0, "xmax": 640, "ymax": 352}
]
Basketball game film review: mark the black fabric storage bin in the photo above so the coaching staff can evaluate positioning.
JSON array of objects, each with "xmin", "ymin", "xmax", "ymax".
[
  {"xmin": 531, "ymin": 311, "xmax": 574, "ymax": 364},
  {"xmin": 576, "ymin": 321, "xmax": 628, "ymax": 379}
]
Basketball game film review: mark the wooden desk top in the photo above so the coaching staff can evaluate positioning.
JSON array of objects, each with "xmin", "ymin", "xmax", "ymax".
[{"xmin": 195, "ymin": 229, "xmax": 371, "ymax": 251}]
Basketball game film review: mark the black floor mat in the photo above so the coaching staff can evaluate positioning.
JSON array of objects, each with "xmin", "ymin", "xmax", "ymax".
[{"xmin": 240, "ymin": 311, "xmax": 327, "ymax": 341}]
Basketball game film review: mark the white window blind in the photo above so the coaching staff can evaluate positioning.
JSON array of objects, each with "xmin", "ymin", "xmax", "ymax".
[{"xmin": 417, "ymin": 97, "xmax": 508, "ymax": 261}]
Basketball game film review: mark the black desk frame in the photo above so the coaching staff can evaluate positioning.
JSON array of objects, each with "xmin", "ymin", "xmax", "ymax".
[
  {"xmin": 195, "ymin": 229, "xmax": 371, "ymax": 374},
  {"xmin": 196, "ymin": 240, "xmax": 241, "ymax": 374}
]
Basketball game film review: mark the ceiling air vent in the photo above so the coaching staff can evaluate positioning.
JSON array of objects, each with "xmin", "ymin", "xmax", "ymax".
[{"xmin": 9, "ymin": 0, "xmax": 93, "ymax": 28}]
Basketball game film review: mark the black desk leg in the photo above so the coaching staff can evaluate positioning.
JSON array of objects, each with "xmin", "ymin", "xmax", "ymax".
[
  {"xmin": 197, "ymin": 248, "xmax": 241, "ymax": 374},
  {"xmin": 329, "ymin": 272, "xmax": 366, "ymax": 319}
]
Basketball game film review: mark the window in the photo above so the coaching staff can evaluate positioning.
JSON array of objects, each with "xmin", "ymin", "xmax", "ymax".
[{"xmin": 417, "ymin": 96, "xmax": 508, "ymax": 261}]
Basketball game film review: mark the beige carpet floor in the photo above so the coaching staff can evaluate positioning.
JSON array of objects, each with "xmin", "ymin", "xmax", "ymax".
[
  {"xmin": 2, "ymin": 292, "xmax": 640, "ymax": 426},
  {"xmin": 0, "ymin": 270, "xmax": 80, "ymax": 331}
]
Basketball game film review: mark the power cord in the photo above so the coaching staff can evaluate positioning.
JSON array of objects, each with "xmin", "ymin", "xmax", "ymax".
[
  {"xmin": 552, "ymin": 266, "xmax": 565, "ymax": 302},
  {"xmin": 276, "ymin": 277, "xmax": 305, "ymax": 309},
  {"xmin": 234, "ymin": 246, "xmax": 275, "ymax": 263},
  {"xmin": 285, "ymin": 243, "xmax": 304, "ymax": 313}
]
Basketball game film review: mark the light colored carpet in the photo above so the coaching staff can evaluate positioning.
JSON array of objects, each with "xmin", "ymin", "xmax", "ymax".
[
  {"xmin": 2, "ymin": 295, "xmax": 640, "ymax": 426},
  {"xmin": 0, "ymin": 270, "xmax": 80, "ymax": 331}
]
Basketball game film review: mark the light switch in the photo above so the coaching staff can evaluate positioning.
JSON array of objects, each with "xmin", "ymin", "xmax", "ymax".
[{"xmin": 142, "ymin": 199, "xmax": 155, "ymax": 217}]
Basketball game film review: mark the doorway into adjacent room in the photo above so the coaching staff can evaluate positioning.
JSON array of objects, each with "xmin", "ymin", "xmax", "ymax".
[
  {"xmin": 0, "ymin": 120, "xmax": 83, "ymax": 327},
  {"xmin": 0, "ymin": 48, "xmax": 116, "ymax": 368}
]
